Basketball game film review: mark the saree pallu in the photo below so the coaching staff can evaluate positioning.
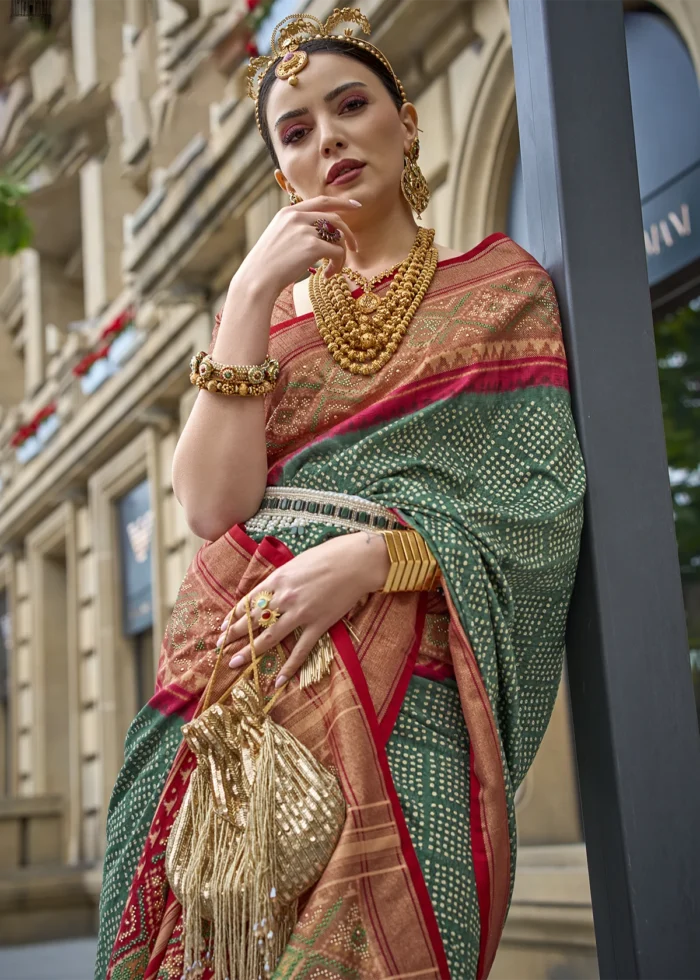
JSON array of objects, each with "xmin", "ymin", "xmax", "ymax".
[{"xmin": 96, "ymin": 233, "xmax": 586, "ymax": 980}]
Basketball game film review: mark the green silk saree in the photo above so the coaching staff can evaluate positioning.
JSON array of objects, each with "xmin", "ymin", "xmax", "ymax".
[{"xmin": 96, "ymin": 233, "xmax": 585, "ymax": 980}]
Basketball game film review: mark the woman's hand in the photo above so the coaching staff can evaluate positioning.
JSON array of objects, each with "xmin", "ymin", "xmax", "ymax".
[
  {"xmin": 216, "ymin": 531, "xmax": 389, "ymax": 688},
  {"xmin": 232, "ymin": 196, "xmax": 362, "ymax": 306}
]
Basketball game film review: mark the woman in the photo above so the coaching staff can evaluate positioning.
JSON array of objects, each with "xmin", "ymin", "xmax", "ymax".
[{"xmin": 95, "ymin": 10, "xmax": 585, "ymax": 980}]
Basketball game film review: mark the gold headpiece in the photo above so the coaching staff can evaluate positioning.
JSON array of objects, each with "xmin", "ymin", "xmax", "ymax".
[{"xmin": 247, "ymin": 6, "xmax": 407, "ymax": 134}]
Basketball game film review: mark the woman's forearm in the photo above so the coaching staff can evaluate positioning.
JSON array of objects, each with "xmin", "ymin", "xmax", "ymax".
[{"xmin": 172, "ymin": 278, "xmax": 276, "ymax": 540}]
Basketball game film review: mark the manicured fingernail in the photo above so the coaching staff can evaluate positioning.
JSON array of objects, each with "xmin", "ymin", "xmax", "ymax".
[
  {"xmin": 349, "ymin": 199, "xmax": 362, "ymax": 207},
  {"xmin": 220, "ymin": 619, "xmax": 228, "ymax": 631},
  {"xmin": 274, "ymin": 674, "xmax": 288, "ymax": 689},
  {"xmin": 230, "ymin": 655, "xmax": 245, "ymax": 667},
  {"xmin": 216, "ymin": 634, "xmax": 224, "ymax": 648}
]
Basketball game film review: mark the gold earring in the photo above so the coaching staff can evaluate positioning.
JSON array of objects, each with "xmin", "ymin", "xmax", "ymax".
[
  {"xmin": 401, "ymin": 139, "xmax": 430, "ymax": 218},
  {"xmin": 288, "ymin": 189, "xmax": 301, "ymax": 205}
]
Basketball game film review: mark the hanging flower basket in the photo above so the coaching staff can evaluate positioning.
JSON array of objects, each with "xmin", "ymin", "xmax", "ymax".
[
  {"xmin": 107, "ymin": 322, "xmax": 145, "ymax": 368},
  {"xmin": 80, "ymin": 354, "xmax": 115, "ymax": 395},
  {"xmin": 36, "ymin": 402, "xmax": 59, "ymax": 446},
  {"xmin": 10, "ymin": 401, "xmax": 59, "ymax": 462},
  {"xmin": 74, "ymin": 345, "xmax": 114, "ymax": 395},
  {"xmin": 100, "ymin": 307, "xmax": 135, "ymax": 345}
]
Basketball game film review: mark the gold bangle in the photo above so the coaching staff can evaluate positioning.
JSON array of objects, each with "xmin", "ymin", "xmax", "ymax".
[
  {"xmin": 189, "ymin": 350, "xmax": 280, "ymax": 396},
  {"xmin": 380, "ymin": 529, "xmax": 441, "ymax": 592}
]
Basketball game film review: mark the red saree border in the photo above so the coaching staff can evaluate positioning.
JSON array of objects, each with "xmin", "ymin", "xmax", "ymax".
[
  {"xmin": 377, "ymin": 592, "xmax": 427, "ymax": 745},
  {"xmin": 413, "ymin": 662, "xmax": 455, "ymax": 682},
  {"xmin": 469, "ymin": 747, "xmax": 491, "ymax": 980},
  {"xmin": 150, "ymin": 682, "xmax": 201, "ymax": 720},
  {"xmin": 268, "ymin": 355, "xmax": 568, "ymax": 485},
  {"xmin": 444, "ymin": 590, "xmax": 511, "ymax": 980},
  {"xmin": 330, "ymin": 619, "xmax": 451, "ymax": 980}
]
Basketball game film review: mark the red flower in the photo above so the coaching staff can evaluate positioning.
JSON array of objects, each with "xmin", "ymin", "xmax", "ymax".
[
  {"xmin": 10, "ymin": 427, "xmax": 25, "ymax": 448},
  {"xmin": 246, "ymin": 0, "xmax": 260, "ymax": 10},
  {"xmin": 11, "ymin": 400, "xmax": 59, "ymax": 446},
  {"xmin": 35, "ymin": 402, "xmax": 57, "ymax": 424},
  {"xmin": 72, "ymin": 347, "xmax": 110, "ymax": 377},
  {"xmin": 99, "ymin": 307, "xmax": 134, "ymax": 341},
  {"xmin": 246, "ymin": 40, "xmax": 259, "ymax": 57}
]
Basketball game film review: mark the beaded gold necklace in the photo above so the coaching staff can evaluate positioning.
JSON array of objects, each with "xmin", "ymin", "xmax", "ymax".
[{"xmin": 309, "ymin": 227, "xmax": 438, "ymax": 375}]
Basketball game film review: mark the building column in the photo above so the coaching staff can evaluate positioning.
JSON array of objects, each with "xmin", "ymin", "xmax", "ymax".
[
  {"xmin": 21, "ymin": 250, "xmax": 43, "ymax": 396},
  {"xmin": 73, "ymin": 0, "xmax": 143, "ymax": 318},
  {"xmin": 510, "ymin": 1, "xmax": 700, "ymax": 974}
]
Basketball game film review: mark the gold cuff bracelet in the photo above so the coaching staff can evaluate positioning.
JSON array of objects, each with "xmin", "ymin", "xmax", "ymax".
[{"xmin": 380, "ymin": 529, "xmax": 441, "ymax": 592}]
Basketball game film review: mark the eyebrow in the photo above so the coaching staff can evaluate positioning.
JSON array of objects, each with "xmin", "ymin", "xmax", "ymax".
[{"xmin": 274, "ymin": 81, "xmax": 368, "ymax": 129}]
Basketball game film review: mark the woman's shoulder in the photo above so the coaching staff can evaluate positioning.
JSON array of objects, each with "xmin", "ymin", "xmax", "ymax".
[{"xmin": 435, "ymin": 244, "xmax": 465, "ymax": 261}]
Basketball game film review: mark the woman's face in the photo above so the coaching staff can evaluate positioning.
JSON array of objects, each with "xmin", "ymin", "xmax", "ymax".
[{"xmin": 265, "ymin": 52, "xmax": 417, "ymax": 212}]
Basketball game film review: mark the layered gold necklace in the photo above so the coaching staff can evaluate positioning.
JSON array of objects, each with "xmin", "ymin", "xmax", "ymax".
[{"xmin": 309, "ymin": 227, "xmax": 438, "ymax": 375}]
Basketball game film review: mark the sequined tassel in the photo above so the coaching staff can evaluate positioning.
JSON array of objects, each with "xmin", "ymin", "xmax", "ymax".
[
  {"xmin": 180, "ymin": 724, "xmax": 296, "ymax": 980},
  {"xmin": 295, "ymin": 630, "xmax": 335, "ymax": 690}
]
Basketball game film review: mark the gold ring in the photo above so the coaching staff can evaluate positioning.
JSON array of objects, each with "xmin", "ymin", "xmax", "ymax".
[
  {"xmin": 252, "ymin": 590, "xmax": 281, "ymax": 629},
  {"xmin": 313, "ymin": 218, "xmax": 342, "ymax": 244}
]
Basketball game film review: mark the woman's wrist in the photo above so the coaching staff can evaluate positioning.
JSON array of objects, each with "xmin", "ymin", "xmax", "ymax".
[
  {"xmin": 346, "ymin": 530, "xmax": 390, "ymax": 594},
  {"xmin": 212, "ymin": 275, "xmax": 277, "ymax": 364}
]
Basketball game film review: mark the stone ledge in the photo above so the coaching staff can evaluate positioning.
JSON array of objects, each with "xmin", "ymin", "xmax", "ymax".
[
  {"xmin": 504, "ymin": 843, "xmax": 595, "ymax": 949},
  {"xmin": 0, "ymin": 866, "xmax": 96, "ymax": 946},
  {"xmin": 0, "ymin": 796, "xmax": 64, "ymax": 871},
  {"xmin": 0, "ymin": 795, "xmax": 63, "ymax": 819}
]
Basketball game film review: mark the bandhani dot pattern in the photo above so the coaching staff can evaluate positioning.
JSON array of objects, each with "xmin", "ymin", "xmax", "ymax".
[{"xmin": 97, "ymin": 235, "xmax": 585, "ymax": 980}]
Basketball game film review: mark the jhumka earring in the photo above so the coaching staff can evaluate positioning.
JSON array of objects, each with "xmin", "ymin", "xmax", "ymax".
[
  {"xmin": 288, "ymin": 189, "xmax": 301, "ymax": 205},
  {"xmin": 401, "ymin": 138, "xmax": 430, "ymax": 218}
]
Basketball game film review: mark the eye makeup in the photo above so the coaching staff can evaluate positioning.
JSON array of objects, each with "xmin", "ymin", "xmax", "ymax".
[{"xmin": 280, "ymin": 93, "xmax": 369, "ymax": 145}]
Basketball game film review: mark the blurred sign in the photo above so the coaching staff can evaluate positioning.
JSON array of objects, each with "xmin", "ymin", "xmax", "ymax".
[
  {"xmin": 11, "ymin": 0, "xmax": 52, "ymax": 28},
  {"xmin": 509, "ymin": 12, "xmax": 700, "ymax": 293},
  {"xmin": 117, "ymin": 480, "xmax": 154, "ymax": 635},
  {"xmin": 642, "ymin": 161, "xmax": 700, "ymax": 286}
]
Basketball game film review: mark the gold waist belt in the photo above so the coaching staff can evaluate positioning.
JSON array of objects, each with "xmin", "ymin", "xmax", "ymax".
[{"xmin": 245, "ymin": 486, "xmax": 402, "ymax": 539}]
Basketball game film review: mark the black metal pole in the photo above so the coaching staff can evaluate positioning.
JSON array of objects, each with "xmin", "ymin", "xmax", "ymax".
[{"xmin": 509, "ymin": 2, "xmax": 700, "ymax": 977}]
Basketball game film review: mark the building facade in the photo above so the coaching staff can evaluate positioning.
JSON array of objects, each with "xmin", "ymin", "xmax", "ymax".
[{"xmin": 1, "ymin": 0, "xmax": 699, "ymax": 975}]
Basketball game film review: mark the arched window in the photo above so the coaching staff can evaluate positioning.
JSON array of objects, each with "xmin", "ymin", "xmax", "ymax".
[{"xmin": 508, "ymin": 8, "xmax": 700, "ymax": 289}]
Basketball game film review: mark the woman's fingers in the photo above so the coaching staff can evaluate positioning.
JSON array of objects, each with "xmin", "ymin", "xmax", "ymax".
[
  {"xmin": 218, "ymin": 583, "xmax": 284, "ymax": 646},
  {"xmin": 274, "ymin": 627, "xmax": 319, "ymax": 689},
  {"xmin": 292, "ymin": 195, "xmax": 362, "ymax": 216},
  {"xmin": 227, "ymin": 616, "xmax": 291, "ymax": 667},
  {"xmin": 323, "ymin": 243, "xmax": 348, "ymax": 279}
]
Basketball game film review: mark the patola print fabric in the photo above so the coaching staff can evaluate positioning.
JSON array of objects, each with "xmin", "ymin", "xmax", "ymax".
[{"xmin": 96, "ymin": 234, "xmax": 585, "ymax": 980}]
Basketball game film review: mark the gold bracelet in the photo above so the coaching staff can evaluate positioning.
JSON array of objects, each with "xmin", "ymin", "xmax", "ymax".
[
  {"xmin": 380, "ymin": 529, "xmax": 441, "ymax": 592},
  {"xmin": 189, "ymin": 350, "xmax": 280, "ymax": 396}
]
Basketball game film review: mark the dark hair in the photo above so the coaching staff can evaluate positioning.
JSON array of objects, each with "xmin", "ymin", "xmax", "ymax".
[{"xmin": 257, "ymin": 37, "xmax": 405, "ymax": 168}]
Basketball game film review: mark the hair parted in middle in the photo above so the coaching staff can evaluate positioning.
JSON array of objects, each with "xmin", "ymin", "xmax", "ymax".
[{"xmin": 256, "ymin": 37, "xmax": 406, "ymax": 169}]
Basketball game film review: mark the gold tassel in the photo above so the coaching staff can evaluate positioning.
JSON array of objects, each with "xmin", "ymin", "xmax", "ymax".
[
  {"xmin": 179, "ymin": 725, "xmax": 296, "ymax": 980},
  {"xmin": 295, "ymin": 630, "xmax": 335, "ymax": 690}
]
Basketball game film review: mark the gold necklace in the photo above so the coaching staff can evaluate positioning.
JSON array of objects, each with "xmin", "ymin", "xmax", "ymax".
[
  {"xmin": 341, "ymin": 260, "xmax": 403, "ymax": 313},
  {"xmin": 309, "ymin": 227, "xmax": 438, "ymax": 375}
]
